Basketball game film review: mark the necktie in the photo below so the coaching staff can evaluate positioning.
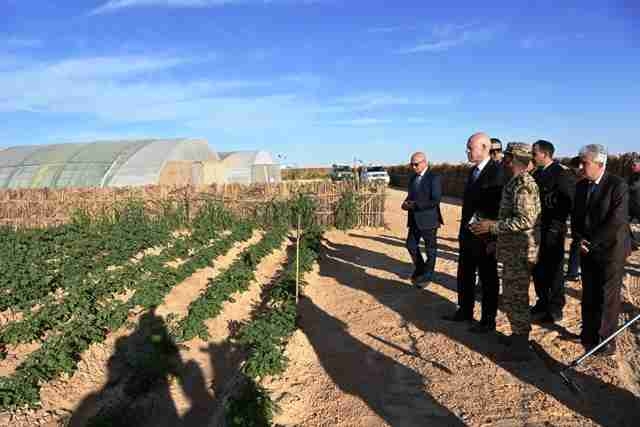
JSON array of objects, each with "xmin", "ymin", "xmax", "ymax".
[
  {"xmin": 586, "ymin": 181, "xmax": 597, "ymax": 206},
  {"xmin": 413, "ymin": 173, "xmax": 422, "ymax": 192},
  {"xmin": 471, "ymin": 166, "xmax": 480, "ymax": 182}
]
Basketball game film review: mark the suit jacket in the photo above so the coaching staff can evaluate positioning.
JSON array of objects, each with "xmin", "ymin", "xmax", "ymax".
[
  {"xmin": 571, "ymin": 172, "xmax": 629, "ymax": 264},
  {"xmin": 459, "ymin": 159, "xmax": 505, "ymax": 242},
  {"xmin": 629, "ymin": 173, "xmax": 640, "ymax": 221},
  {"xmin": 406, "ymin": 170, "xmax": 444, "ymax": 230},
  {"xmin": 532, "ymin": 161, "xmax": 576, "ymax": 231}
]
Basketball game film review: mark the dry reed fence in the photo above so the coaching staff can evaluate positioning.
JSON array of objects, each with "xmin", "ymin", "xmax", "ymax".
[{"xmin": 0, "ymin": 181, "xmax": 386, "ymax": 229}]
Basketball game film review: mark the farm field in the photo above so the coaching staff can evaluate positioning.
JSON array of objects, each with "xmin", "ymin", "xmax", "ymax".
[{"xmin": 0, "ymin": 188, "xmax": 639, "ymax": 426}]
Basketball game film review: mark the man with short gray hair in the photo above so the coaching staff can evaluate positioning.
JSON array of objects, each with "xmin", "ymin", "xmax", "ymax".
[
  {"xmin": 402, "ymin": 152, "xmax": 443, "ymax": 288},
  {"xmin": 571, "ymin": 144, "xmax": 630, "ymax": 355}
]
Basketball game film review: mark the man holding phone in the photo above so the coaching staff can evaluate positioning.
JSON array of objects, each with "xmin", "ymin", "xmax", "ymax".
[{"xmin": 402, "ymin": 152, "xmax": 443, "ymax": 288}]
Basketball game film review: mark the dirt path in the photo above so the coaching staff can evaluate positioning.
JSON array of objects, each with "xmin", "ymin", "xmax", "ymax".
[{"xmin": 265, "ymin": 188, "xmax": 640, "ymax": 427}]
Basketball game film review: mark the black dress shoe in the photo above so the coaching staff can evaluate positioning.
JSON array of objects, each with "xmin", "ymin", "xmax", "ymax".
[
  {"xmin": 469, "ymin": 320, "xmax": 496, "ymax": 333},
  {"xmin": 410, "ymin": 270, "xmax": 424, "ymax": 283},
  {"xmin": 442, "ymin": 310, "xmax": 472, "ymax": 322}
]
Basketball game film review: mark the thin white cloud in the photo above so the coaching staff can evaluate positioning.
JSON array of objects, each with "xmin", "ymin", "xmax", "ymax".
[
  {"xmin": 0, "ymin": 53, "xmax": 451, "ymax": 135},
  {"xmin": 0, "ymin": 54, "xmax": 267, "ymax": 121},
  {"xmin": 396, "ymin": 24, "xmax": 497, "ymax": 54},
  {"xmin": 90, "ymin": 0, "xmax": 324, "ymax": 15}
]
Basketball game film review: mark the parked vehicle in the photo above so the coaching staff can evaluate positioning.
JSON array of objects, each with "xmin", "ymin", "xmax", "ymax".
[
  {"xmin": 360, "ymin": 165, "xmax": 390, "ymax": 185},
  {"xmin": 330, "ymin": 164, "xmax": 354, "ymax": 181}
]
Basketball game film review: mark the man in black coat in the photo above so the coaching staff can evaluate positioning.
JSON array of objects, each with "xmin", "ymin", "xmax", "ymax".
[
  {"xmin": 443, "ymin": 132, "xmax": 505, "ymax": 332},
  {"xmin": 629, "ymin": 154, "xmax": 640, "ymax": 221},
  {"xmin": 571, "ymin": 144, "xmax": 629, "ymax": 354},
  {"xmin": 629, "ymin": 154, "xmax": 640, "ymax": 250},
  {"xmin": 403, "ymin": 152, "xmax": 443, "ymax": 288},
  {"xmin": 531, "ymin": 140, "xmax": 576, "ymax": 322}
]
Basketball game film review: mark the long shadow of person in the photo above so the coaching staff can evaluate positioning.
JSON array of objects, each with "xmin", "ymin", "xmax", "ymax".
[
  {"xmin": 318, "ymin": 240, "xmax": 640, "ymax": 426},
  {"xmin": 69, "ymin": 308, "xmax": 214, "ymax": 427},
  {"xmin": 347, "ymin": 233, "xmax": 461, "ymax": 264},
  {"xmin": 297, "ymin": 295, "xmax": 465, "ymax": 426}
]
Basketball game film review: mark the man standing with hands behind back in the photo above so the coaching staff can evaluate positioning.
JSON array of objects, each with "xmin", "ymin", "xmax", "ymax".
[
  {"xmin": 572, "ymin": 144, "xmax": 629, "ymax": 355},
  {"xmin": 402, "ymin": 152, "xmax": 443, "ymax": 289},
  {"xmin": 444, "ymin": 133, "xmax": 505, "ymax": 331},
  {"xmin": 531, "ymin": 140, "xmax": 575, "ymax": 323}
]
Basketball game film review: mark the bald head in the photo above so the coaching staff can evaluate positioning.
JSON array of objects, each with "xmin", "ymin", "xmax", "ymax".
[{"xmin": 466, "ymin": 132, "xmax": 491, "ymax": 164}]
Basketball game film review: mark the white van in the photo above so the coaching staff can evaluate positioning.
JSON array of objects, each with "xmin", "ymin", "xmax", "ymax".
[{"xmin": 360, "ymin": 165, "xmax": 390, "ymax": 185}]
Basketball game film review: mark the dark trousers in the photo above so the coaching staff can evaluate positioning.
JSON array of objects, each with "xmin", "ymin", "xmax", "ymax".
[
  {"xmin": 567, "ymin": 238, "xmax": 581, "ymax": 276},
  {"xmin": 532, "ymin": 226, "xmax": 567, "ymax": 316},
  {"xmin": 580, "ymin": 257, "xmax": 624, "ymax": 346},
  {"xmin": 406, "ymin": 226, "xmax": 438, "ymax": 278},
  {"xmin": 457, "ymin": 236, "xmax": 499, "ymax": 321}
]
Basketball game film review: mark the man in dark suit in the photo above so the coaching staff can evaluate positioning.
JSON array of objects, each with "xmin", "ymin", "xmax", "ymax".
[
  {"xmin": 403, "ymin": 152, "xmax": 443, "ymax": 289},
  {"xmin": 629, "ymin": 154, "xmax": 640, "ymax": 250},
  {"xmin": 443, "ymin": 132, "xmax": 505, "ymax": 332},
  {"xmin": 531, "ymin": 140, "xmax": 576, "ymax": 323},
  {"xmin": 571, "ymin": 144, "xmax": 629, "ymax": 355}
]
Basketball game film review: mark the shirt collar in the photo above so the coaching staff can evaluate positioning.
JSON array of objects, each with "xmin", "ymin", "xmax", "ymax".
[
  {"xmin": 475, "ymin": 156, "xmax": 490, "ymax": 172},
  {"xmin": 542, "ymin": 160, "xmax": 555, "ymax": 170},
  {"xmin": 418, "ymin": 168, "xmax": 428, "ymax": 178},
  {"xmin": 593, "ymin": 169, "xmax": 605, "ymax": 185}
]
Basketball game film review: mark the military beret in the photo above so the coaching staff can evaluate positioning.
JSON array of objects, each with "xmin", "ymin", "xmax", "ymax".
[{"xmin": 504, "ymin": 142, "xmax": 532, "ymax": 159}]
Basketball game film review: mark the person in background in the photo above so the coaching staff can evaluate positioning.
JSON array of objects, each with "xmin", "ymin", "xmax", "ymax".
[
  {"xmin": 470, "ymin": 143, "xmax": 541, "ymax": 360},
  {"xmin": 490, "ymin": 138, "xmax": 503, "ymax": 164},
  {"xmin": 571, "ymin": 144, "xmax": 629, "ymax": 355},
  {"xmin": 628, "ymin": 154, "xmax": 640, "ymax": 220},
  {"xmin": 444, "ymin": 132, "xmax": 504, "ymax": 332},
  {"xmin": 530, "ymin": 140, "xmax": 575, "ymax": 323},
  {"xmin": 402, "ymin": 152, "xmax": 443, "ymax": 289},
  {"xmin": 566, "ymin": 156, "xmax": 584, "ymax": 281}
]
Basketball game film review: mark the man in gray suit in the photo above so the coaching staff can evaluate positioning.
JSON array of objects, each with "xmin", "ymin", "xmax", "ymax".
[{"xmin": 402, "ymin": 152, "xmax": 443, "ymax": 288}]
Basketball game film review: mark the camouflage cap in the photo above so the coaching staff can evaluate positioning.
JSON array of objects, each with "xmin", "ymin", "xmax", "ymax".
[
  {"xmin": 504, "ymin": 142, "xmax": 532, "ymax": 158},
  {"xmin": 490, "ymin": 138, "xmax": 502, "ymax": 151}
]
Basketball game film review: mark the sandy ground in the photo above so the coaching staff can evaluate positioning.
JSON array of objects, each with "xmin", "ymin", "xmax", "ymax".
[
  {"xmin": 264, "ymin": 188, "xmax": 640, "ymax": 427},
  {"xmin": 1, "ymin": 189, "xmax": 639, "ymax": 427}
]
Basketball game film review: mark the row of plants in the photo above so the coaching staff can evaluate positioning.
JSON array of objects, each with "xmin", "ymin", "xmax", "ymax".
[
  {"xmin": 175, "ymin": 222, "xmax": 290, "ymax": 342},
  {"xmin": 225, "ymin": 225, "xmax": 323, "ymax": 426},
  {"xmin": 0, "ymin": 204, "xmax": 252, "ymax": 410},
  {"xmin": 0, "ymin": 200, "xmax": 186, "ymax": 313},
  {"xmin": 0, "ymin": 201, "xmax": 232, "ymax": 351}
]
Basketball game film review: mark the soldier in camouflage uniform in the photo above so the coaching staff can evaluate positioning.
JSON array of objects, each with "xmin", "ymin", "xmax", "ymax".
[{"xmin": 470, "ymin": 142, "xmax": 541, "ymax": 361}]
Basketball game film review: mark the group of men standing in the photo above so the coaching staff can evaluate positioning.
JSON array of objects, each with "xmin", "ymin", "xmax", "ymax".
[{"xmin": 403, "ymin": 132, "xmax": 638, "ymax": 361}]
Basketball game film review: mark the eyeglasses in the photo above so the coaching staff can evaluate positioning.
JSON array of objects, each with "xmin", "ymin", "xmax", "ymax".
[{"xmin": 410, "ymin": 161, "xmax": 423, "ymax": 167}]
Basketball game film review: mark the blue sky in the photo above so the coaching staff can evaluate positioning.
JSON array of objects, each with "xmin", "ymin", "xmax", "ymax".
[{"xmin": 0, "ymin": 0, "xmax": 638, "ymax": 166}]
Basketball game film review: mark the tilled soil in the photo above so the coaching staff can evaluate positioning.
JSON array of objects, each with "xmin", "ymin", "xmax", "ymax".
[
  {"xmin": 1, "ymin": 189, "xmax": 639, "ymax": 427},
  {"xmin": 264, "ymin": 188, "xmax": 640, "ymax": 427}
]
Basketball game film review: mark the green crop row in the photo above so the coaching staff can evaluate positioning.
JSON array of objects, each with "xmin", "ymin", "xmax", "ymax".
[
  {"xmin": 0, "ymin": 201, "xmax": 184, "ymax": 313},
  {"xmin": 0, "ymin": 205, "xmax": 252, "ymax": 410},
  {"xmin": 225, "ymin": 226, "xmax": 323, "ymax": 427},
  {"xmin": 176, "ymin": 223, "xmax": 290, "ymax": 342}
]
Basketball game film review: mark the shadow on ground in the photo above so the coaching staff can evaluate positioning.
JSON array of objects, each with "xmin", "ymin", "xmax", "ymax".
[{"xmin": 312, "ymin": 237, "xmax": 640, "ymax": 426}]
